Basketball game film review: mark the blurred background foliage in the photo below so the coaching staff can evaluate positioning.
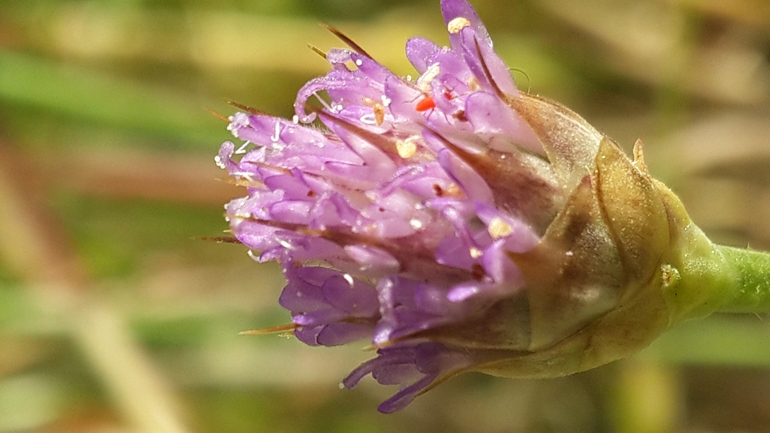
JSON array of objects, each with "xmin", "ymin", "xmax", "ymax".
[{"xmin": 1, "ymin": 0, "xmax": 769, "ymax": 431}]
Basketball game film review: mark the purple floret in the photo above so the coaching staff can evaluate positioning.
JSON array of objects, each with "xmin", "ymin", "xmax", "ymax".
[
  {"xmin": 218, "ymin": 0, "xmax": 552, "ymax": 412},
  {"xmin": 279, "ymin": 265, "xmax": 379, "ymax": 346},
  {"xmin": 342, "ymin": 342, "xmax": 474, "ymax": 413}
]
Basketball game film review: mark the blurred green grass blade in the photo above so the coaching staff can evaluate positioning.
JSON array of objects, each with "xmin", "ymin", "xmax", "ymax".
[
  {"xmin": 54, "ymin": 195, "xmax": 229, "ymax": 278},
  {"xmin": 0, "ymin": 49, "xmax": 223, "ymax": 146}
]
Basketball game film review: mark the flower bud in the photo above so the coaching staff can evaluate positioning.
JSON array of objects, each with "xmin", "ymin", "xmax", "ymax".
[{"xmin": 217, "ymin": 0, "xmax": 731, "ymax": 412}]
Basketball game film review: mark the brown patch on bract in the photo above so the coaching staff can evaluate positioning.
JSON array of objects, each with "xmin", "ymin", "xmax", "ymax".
[
  {"xmin": 510, "ymin": 173, "xmax": 623, "ymax": 351},
  {"xmin": 593, "ymin": 136, "xmax": 669, "ymax": 282},
  {"xmin": 416, "ymin": 294, "xmax": 533, "ymax": 352}
]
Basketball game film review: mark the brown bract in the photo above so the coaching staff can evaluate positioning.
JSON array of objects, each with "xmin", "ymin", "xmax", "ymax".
[{"xmin": 421, "ymin": 91, "xmax": 716, "ymax": 379}]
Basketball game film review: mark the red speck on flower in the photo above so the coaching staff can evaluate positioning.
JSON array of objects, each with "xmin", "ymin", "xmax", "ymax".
[{"xmin": 415, "ymin": 95, "xmax": 436, "ymax": 112}]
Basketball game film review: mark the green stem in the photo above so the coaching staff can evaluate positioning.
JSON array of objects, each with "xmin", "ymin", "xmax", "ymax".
[{"xmin": 716, "ymin": 245, "xmax": 770, "ymax": 313}]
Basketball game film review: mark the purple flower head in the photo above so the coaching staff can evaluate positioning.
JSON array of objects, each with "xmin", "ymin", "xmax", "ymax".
[{"xmin": 218, "ymin": 0, "xmax": 683, "ymax": 413}]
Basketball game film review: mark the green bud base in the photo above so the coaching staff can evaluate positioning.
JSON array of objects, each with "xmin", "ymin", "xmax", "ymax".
[{"xmin": 717, "ymin": 245, "xmax": 770, "ymax": 313}]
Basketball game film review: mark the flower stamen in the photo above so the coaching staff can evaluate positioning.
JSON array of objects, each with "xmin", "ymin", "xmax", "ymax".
[{"xmin": 447, "ymin": 16, "xmax": 472, "ymax": 34}]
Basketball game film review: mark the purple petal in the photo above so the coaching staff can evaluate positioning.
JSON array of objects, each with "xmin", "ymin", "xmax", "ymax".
[
  {"xmin": 440, "ymin": 0, "xmax": 490, "ymax": 45},
  {"xmin": 465, "ymin": 91, "xmax": 541, "ymax": 153},
  {"xmin": 317, "ymin": 323, "xmax": 373, "ymax": 346},
  {"xmin": 436, "ymin": 147, "xmax": 494, "ymax": 205}
]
